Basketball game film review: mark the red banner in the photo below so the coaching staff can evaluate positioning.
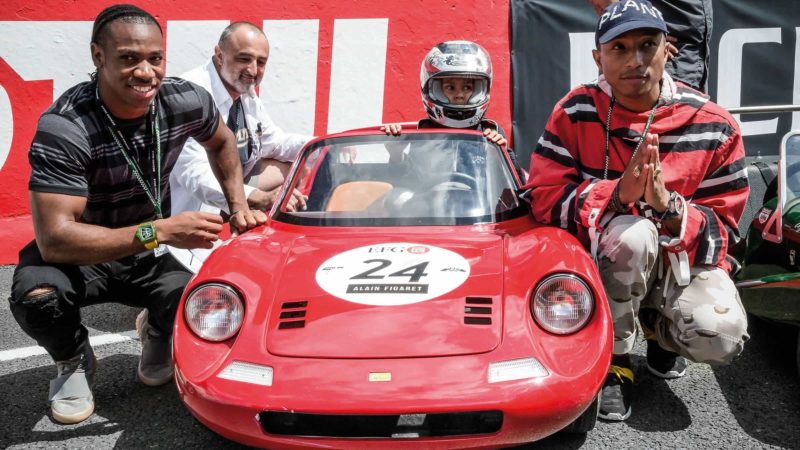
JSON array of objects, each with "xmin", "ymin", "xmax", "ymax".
[{"xmin": 0, "ymin": 0, "xmax": 512, "ymax": 263}]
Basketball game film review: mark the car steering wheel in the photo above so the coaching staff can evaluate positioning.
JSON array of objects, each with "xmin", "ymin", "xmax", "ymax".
[{"xmin": 420, "ymin": 171, "xmax": 479, "ymax": 194}]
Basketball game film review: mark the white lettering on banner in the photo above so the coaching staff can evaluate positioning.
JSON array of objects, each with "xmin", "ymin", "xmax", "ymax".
[
  {"xmin": 165, "ymin": 20, "xmax": 230, "ymax": 77},
  {"xmin": 327, "ymin": 19, "xmax": 388, "ymax": 133},
  {"xmin": 0, "ymin": 19, "xmax": 390, "ymax": 163},
  {"xmin": 793, "ymin": 28, "xmax": 800, "ymax": 131},
  {"xmin": 718, "ymin": 28, "xmax": 782, "ymax": 136},
  {"xmin": 262, "ymin": 20, "xmax": 319, "ymax": 136},
  {"xmin": 569, "ymin": 32, "xmax": 598, "ymax": 87},
  {"xmin": 0, "ymin": 22, "xmax": 94, "ymax": 100},
  {"xmin": 0, "ymin": 85, "xmax": 11, "ymax": 172}
]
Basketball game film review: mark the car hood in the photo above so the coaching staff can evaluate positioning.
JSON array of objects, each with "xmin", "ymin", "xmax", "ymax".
[{"xmin": 264, "ymin": 233, "xmax": 504, "ymax": 358}]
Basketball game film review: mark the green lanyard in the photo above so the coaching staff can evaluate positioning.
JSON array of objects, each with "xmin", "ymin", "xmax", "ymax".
[
  {"xmin": 602, "ymin": 97, "xmax": 658, "ymax": 180},
  {"xmin": 96, "ymin": 87, "xmax": 163, "ymax": 219}
]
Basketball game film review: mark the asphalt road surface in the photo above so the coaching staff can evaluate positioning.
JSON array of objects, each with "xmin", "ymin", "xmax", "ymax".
[{"xmin": 1, "ymin": 264, "xmax": 798, "ymax": 449}]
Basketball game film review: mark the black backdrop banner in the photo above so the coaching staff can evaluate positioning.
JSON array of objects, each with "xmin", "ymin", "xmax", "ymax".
[{"xmin": 511, "ymin": 0, "xmax": 800, "ymax": 167}]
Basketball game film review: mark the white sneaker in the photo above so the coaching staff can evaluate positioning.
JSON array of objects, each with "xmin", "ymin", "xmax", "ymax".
[{"xmin": 49, "ymin": 343, "xmax": 97, "ymax": 424}]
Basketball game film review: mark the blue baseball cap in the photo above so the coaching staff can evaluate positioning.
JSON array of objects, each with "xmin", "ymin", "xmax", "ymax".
[{"xmin": 595, "ymin": 0, "xmax": 668, "ymax": 46}]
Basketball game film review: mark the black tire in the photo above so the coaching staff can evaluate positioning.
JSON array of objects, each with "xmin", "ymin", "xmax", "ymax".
[{"xmin": 561, "ymin": 393, "xmax": 599, "ymax": 434}]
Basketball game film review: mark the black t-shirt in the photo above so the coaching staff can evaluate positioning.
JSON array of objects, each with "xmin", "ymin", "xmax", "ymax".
[
  {"xmin": 28, "ymin": 78, "xmax": 219, "ymax": 228},
  {"xmin": 655, "ymin": 0, "xmax": 712, "ymax": 91}
]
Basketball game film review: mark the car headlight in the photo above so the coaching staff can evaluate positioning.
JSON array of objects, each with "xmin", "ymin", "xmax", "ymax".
[
  {"xmin": 185, "ymin": 283, "xmax": 244, "ymax": 341},
  {"xmin": 530, "ymin": 274, "xmax": 594, "ymax": 335}
]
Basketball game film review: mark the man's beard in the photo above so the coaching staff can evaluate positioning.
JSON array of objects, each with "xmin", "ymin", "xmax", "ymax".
[{"xmin": 221, "ymin": 67, "xmax": 257, "ymax": 95}]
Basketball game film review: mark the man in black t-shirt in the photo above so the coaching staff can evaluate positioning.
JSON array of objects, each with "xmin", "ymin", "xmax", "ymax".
[{"xmin": 9, "ymin": 4, "xmax": 265, "ymax": 425}]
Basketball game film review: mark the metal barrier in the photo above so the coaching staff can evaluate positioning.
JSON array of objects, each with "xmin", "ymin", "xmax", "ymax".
[{"xmin": 727, "ymin": 105, "xmax": 800, "ymax": 114}]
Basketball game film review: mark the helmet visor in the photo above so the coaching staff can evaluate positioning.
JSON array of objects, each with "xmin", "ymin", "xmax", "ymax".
[{"xmin": 428, "ymin": 76, "xmax": 489, "ymax": 107}]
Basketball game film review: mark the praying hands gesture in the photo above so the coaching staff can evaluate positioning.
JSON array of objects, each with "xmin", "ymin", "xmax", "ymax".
[{"xmin": 617, "ymin": 133, "xmax": 669, "ymax": 212}]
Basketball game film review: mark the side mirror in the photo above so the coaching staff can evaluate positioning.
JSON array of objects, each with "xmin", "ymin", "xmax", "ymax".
[{"xmin": 762, "ymin": 131, "xmax": 800, "ymax": 243}]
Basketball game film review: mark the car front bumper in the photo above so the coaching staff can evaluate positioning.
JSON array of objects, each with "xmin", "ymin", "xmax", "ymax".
[{"xmin": 175, "ymin": 348, "xmax": 607, "ymax": 449}]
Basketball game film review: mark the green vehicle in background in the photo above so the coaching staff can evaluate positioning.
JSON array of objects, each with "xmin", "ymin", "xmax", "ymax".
[{"xmin": 736, "ymin": 126, "xmax": 800, "ymax": 376}]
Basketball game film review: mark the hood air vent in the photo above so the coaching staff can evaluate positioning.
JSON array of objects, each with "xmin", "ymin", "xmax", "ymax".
[
  {"xmin": 278, "ymin": 300, "xmax": 308, "ymax": 329},
  {"xmin": 464, "ymin": 297, "xmax": 492, "ymax": 325}
]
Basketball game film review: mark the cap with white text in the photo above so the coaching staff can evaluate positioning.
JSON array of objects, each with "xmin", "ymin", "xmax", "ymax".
[{"xmin": 596, "ymin": 0, "xmax": 668, "ymax": 46}]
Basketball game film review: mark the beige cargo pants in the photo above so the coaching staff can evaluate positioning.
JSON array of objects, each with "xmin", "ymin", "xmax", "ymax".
[{"xmin": 597, "ymin": 215, "xmax": 749, "ymax": 364}]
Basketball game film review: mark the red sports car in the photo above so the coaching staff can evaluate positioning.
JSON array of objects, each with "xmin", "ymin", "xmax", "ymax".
[{"xmin": 173, "ymin": 128, "xmax": 613, "ymax": 449}]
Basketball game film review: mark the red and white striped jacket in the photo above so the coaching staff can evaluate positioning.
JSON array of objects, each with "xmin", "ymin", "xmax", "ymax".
[{"xmin": 524, "ymin": 73, "xmax": 749, "ymax": 275}]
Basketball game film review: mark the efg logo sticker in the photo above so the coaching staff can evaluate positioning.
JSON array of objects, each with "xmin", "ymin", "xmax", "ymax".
[{"xmin": 316, "ymin": 243, "xmax": 470, "ymax": 306}]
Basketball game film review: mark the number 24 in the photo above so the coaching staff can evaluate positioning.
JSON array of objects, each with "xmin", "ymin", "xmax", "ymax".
[{"xmin": 351, "ymin": 259, "xmax": 429, "ymax": 283}]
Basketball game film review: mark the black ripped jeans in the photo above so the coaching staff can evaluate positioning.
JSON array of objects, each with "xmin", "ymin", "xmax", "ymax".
[{"xmin": 9, "ymin": 241, "xmax": 192, "ymax": 362}]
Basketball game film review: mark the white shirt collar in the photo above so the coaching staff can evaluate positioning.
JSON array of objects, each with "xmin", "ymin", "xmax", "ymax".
[
  {"xmin": 204, "ymin": 58, "xmax": 234, "ymax": 110},
  {"xmin": 204, "ymin": 58, "xmax": 259, "ymax": 110}
]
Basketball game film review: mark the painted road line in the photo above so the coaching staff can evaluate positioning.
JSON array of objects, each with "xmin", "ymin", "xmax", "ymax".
[{"xmin": 0, "ymin": 330, "xmax": 138, "ymax": 362}]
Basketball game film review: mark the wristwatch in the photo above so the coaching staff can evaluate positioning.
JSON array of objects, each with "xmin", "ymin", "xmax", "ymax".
[
  {"xmin": 136, "ymin": 222, "xmax": 158, "ymax": 250},
  {"xmin": 655, "ymin": 191, "xmax": 684, "ymax": 223},
  {"xmin": 651, "ymin": 191, "xmax": 685, "ymax": 229},
  {"xmin": 662, "ymin": 191, "xmax": 685, "ymax": 220}
]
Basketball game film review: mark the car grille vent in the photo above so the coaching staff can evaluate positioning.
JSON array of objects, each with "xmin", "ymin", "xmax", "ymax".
[
  {"xmin": 278, "ymin": 300, "xmax": 308, "ymax": 330},
  {"xmin": 259, "ymin": 410, "xmax": 503, "ymax": 437},
  {"xmin": 464, "ymin": 297, "xmax": 492, "ymax": 325}
]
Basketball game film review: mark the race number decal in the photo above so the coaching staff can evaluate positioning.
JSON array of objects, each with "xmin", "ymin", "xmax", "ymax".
[{"xmin": 316, "ymin": 243, "xmax": 470, "ymax": 306}]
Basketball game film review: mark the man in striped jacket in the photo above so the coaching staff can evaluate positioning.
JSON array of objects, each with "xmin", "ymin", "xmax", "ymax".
[{"xmin": 525, "ymin": 0, "xmax": 749, "ymax": 421}]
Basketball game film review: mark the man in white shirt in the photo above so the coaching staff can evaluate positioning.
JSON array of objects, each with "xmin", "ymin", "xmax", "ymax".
[{"xmin": 171, "ymin": 21, "xmax": 312, "ymax": 218}]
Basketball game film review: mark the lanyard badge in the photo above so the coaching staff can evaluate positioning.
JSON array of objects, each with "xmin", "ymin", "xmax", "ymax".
[{"xmin": 96, "ymin": 86, "xmax": 163, "ymax": 219}]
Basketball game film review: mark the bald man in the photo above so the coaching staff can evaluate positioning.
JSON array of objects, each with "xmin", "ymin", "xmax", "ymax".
[{"xmin": 170, "ymin": 22, "xmax": 312, "ymax": 221}]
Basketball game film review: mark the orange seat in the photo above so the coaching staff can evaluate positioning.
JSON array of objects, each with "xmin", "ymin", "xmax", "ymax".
[{"xmin": 325, "ymin": 181, "xmax": 393, "ymax": 212}]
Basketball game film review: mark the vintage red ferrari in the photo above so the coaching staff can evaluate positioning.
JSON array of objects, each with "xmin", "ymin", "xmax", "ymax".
[{"xmin": 172, "ymin": 128, "xmax": 613, "ymax": 448}]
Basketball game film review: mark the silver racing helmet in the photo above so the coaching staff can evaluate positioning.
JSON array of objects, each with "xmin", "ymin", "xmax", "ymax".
[{"xmin": 420, "ymin": 40, "xmax": 492, "ymax": 128}]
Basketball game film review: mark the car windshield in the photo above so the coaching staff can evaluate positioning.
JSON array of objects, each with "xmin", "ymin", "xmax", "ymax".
[{"xmin": 275, "ymin": 132, "xmax": 526, "ymax": 226}]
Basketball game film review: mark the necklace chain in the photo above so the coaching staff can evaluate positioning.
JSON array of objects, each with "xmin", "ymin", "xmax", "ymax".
[{"xmin": 603, "ymin": 98, "xmax": 658, "ymax": 180}]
